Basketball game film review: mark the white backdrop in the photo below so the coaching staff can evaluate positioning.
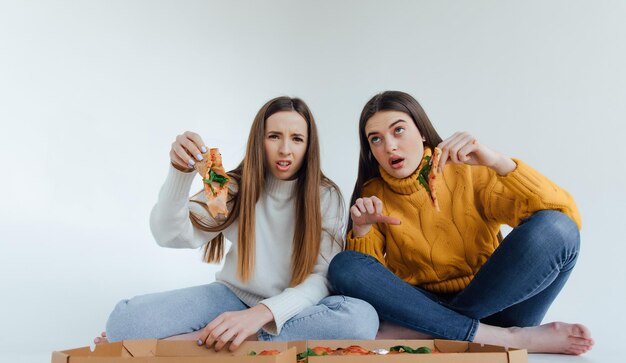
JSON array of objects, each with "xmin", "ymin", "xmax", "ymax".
[{"xmin": 1, "ymin": 1, "xmax": 624, "ymax": 362}]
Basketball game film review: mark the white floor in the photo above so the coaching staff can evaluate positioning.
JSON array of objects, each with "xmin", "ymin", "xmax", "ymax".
[{"xmin": 528, "ymin": 352, "xmax": 610, "ymax": 363}]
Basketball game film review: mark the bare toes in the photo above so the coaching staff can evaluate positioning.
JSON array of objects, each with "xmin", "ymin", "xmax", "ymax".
[
  {"xmin": 94, "ymin": 336, "xmax": 109, "ymax": 345},
  {"xmin": 572, "ymin": 324, "xmax": 592, "ymax": 339}
]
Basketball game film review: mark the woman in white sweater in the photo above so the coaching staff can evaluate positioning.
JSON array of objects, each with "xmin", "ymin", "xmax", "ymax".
[{"xmin": 100, "ymin": 97, "xmax": 378, "ymax": 351}]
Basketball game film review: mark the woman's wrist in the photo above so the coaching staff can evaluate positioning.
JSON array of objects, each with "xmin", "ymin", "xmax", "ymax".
[
  {"xmin": 255, "ymin": 304, "xmax": 275, "ymax": 325},
  {"xmin": 352, "ymin": 225, "xmax": 372, "ymax": 238},
  {"xmin": 490, "ymin": 155, "xmax": 516, "ymax": 176}
]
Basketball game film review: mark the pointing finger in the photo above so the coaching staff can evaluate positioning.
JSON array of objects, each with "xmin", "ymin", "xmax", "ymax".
[{"xmin": 377, "ymin": 215, "xmax": 401, "ymax": 225}]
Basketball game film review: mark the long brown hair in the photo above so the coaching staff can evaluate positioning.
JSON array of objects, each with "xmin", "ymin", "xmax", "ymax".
[
  {"xmin": 190, "ymin": 96, "xmax": 341, "ymax": 286},
  {"xmin": 347, "ymin": 91, "xmax": 443, "ymax": 234}
]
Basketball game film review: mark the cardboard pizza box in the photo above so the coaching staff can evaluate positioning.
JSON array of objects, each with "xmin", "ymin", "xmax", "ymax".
[
  {"xmin": 51, "ymin": 339, "xmax": 527, "ymax": 363},
  {"xmin": 51, "ymin": 340, "xmax": 304, "ymax": 363},
  {"xmin": 302, "ymin": 339, "xmax": 527, "ymax": 363}
]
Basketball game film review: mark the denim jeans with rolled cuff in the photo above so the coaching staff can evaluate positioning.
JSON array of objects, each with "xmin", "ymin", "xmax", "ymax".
[{"xmin": 327, "ymin": 210, "xmax": 580, "ymax": 341}]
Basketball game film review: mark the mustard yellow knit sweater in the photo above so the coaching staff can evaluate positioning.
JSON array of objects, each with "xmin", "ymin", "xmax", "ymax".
[{"xmin": 346, "ymin": 149, "xmax": 582, "ymax": 294}]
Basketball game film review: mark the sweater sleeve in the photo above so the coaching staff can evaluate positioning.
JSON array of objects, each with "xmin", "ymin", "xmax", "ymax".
[
  {"xmin": 149, "ymin": 164, "xmax": 233, "ymax": 248},
  {"xmin": 259, "ymin": 186, "xmax": 345, "ymax": 335},
  {"xmin": 346, "ymin": 226, "xmax": 387, "ymax": 266},
  {"xmin": 345, "ymin": 181, "xmax": 387, "ymax": 266},
  {"xmin": 478, "ymin": 158, "xmax": 582, "ymax": 229}
]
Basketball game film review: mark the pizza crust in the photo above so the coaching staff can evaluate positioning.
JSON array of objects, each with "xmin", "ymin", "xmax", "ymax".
[{"xmin": 428, "ymin": 147, "xmax": 442, "ymax": 212}]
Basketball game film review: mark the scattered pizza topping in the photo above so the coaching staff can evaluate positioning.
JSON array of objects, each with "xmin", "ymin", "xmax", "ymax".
[
  {"xmin": 295, "ymin": 345, "xmax": 437, "ymax": 361},
  {"xmin": 417, "ymin": 156, "xmax": 433, "ymax": 192},
  {"xmin": 203, "ymin": 169, "xmax": 229, "ymax": 195},
  {"xmin": 389, "ymin": 345, "xmax": 433, "ymax": 354},
  {"xmin": 248, "ymin": 349, "xmax": 281, "ymax": 356}
]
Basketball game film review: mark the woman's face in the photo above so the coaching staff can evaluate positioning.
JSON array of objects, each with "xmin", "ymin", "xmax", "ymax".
[
  {"xmin": 264, "ymin": 111, "xmax": 308, "ymax": 180},
  {"xmin": 365, "ymin": 110, "xmax": 424, "ymax": 179}
]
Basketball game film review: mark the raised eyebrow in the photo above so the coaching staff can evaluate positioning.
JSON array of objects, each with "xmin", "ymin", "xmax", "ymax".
[
  {"xmin": 389, "ymin": 119, "xmax": 407, "ymax": 129},
  {"xmin": 366, "ymin": 119, "xmax": 408, "ymax": 139}
]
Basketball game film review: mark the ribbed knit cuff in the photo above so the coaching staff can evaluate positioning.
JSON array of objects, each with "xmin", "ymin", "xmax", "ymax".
[
  {"xmin": 259, "ymin": 289, "xmax": 309, "ymax": 336},
  {"xmin": 219, "ymin": 281, "xmax": 309, "ymax": 336},
  {"xmin": 497, "ymin": 158, "xmax": 582, "ymax": 229},
  {"xmin": 496, "ymin": 158, "xmax": 540, "ymax": 197},
  {"xmin": 160, "ymin": 164, "xmax": 197, "ymax": 201},
  {"xmin": 346, "ymin": 228, "xmax": 385, "ymax": 264}
]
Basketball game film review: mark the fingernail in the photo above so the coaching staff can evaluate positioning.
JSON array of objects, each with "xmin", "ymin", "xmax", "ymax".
[
  {"xmin": 201, "ymin": 146, "xmax": 207, "ymax": 153},
  {"xmin": 196, "ymin": 153, "xmax": 203, "ymax": 161},
  {"xmin": 188, "ymin": 159, "xmax": 195, "ymax": 166},
  {"xmin": 197, "ymin": 339, "xmax": 203, "ymax": 346}
]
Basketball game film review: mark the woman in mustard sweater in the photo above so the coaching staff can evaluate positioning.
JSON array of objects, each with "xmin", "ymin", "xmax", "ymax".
[{"xmin": 328, "ymin": 91, "xmax": 594, "ymax": 355}]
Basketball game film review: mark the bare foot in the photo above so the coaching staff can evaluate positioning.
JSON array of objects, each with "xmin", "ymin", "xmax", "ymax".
[
  {"xmin": 476, "ymin": 322, "xmax": 593, "ymax": 355},
  {"xmin": 511, "ymin": 322, "xmax": 594, "ymax": 355},
  {"xmin": 94, "ymin": 331, "xmax": 108, "ymax": 345},
  {"xmin": 375, "ymin": 320, "xmax": 432, "ymax": 340}
]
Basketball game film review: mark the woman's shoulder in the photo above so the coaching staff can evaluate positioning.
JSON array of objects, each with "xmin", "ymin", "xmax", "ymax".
[
  {"xmin": 319, "ymin": 179, "xmax": 342, "ymax": 203},
  {"xmin": 362, "ymin": 177, "xmax": 384, "ymax": 196}
]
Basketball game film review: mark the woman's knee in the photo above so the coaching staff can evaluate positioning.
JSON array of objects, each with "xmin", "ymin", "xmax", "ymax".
[
  {"xmin": 347, "ymin": 298, "xmax": 380, "ymax": 339},
  {"xmin": 322, "ymin": 296, "xmax": 379, "ymax": 339},
  {"xmin": 525, "ymin": 210, "xmax": 580, "ymax": 254},
  {"xmin": 105, "ymin": 299, "xmax": 134, "ymax": 342},
  {"xmin": 328, "ymin": 250, "xmax": 371, "ymax": 294}
]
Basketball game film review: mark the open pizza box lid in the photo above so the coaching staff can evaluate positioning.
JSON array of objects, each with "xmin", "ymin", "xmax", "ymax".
[{"xmin": 51, "ymin": 340, "xmax": 303, "ymax": 363}]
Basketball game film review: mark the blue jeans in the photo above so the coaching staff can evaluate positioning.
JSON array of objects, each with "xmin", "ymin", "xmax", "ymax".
[
  {"xmin": 105, "ymin": 282, "xmax": 379, "ymax": 342},
  {"xmin": 328, "ymin": 210, "xmax": 580, "ymax": 341}
]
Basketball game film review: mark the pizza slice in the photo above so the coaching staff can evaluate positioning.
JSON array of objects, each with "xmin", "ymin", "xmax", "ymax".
[
  {"xmin": 296, "ymin": 344, "xmax": 436, "ymax": 360},
  {"xmin": 335, "ymin": 345, "xmax": 375, "ymax": 355},
  {"xmin": 194, "ymin": 148, "xmax": 229, "ymax": 219},
  {"xmin": 417, "ymin": 147, "xmax": 442, "ymax": 211},
  {"xmin": 427, "ymin": 147, "xmax": 442, "ymax": 212},
  {"xmin": 310, "ymin": 346, "xmax": 337, "ymax": 355}
]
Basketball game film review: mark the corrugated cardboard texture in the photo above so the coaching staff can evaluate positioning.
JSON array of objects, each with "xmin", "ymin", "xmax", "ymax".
[
  {"xmin": 51, "ymin": 339, "xmax": 527, "ymax": 363},
  {"xmin": 51, "ymin": 340, "xmax": 297, "ymax": 363}
]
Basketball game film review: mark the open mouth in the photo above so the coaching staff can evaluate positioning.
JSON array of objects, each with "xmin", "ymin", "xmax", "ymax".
[
  {"xmin": 276, "ymin": 160, "xmax": 292, "ymax": 171},
  {"xmin": 389, "ymin": 157, "xmax": 405, "ymax": 169}
]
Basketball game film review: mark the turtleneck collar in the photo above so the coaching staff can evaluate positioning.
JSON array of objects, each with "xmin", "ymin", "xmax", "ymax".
[
  {"xmin": 378, "ymin": 147, "xmax": 432, "ymax": 195},
  {"xmin": 264, "ymin": 172, "xmax": 298, "ymax": 199}
]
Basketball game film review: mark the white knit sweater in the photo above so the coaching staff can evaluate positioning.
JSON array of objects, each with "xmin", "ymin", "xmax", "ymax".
[{"xmin": 149, "ymin": 165, "xmax": 344, "ymax": 335}]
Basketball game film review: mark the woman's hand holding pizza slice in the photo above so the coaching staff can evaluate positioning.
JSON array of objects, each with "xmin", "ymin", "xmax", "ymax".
[
  {"xmin": 169, "ymin": 131, "xmax": 207, "ymax": 172},
  {"xmin": 168, "ymin": 131, "xmax": 230, "ymax": 219},
  {"xmin": 437, "ymin": 131, "xmax": 515, "ymax": 176}
]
